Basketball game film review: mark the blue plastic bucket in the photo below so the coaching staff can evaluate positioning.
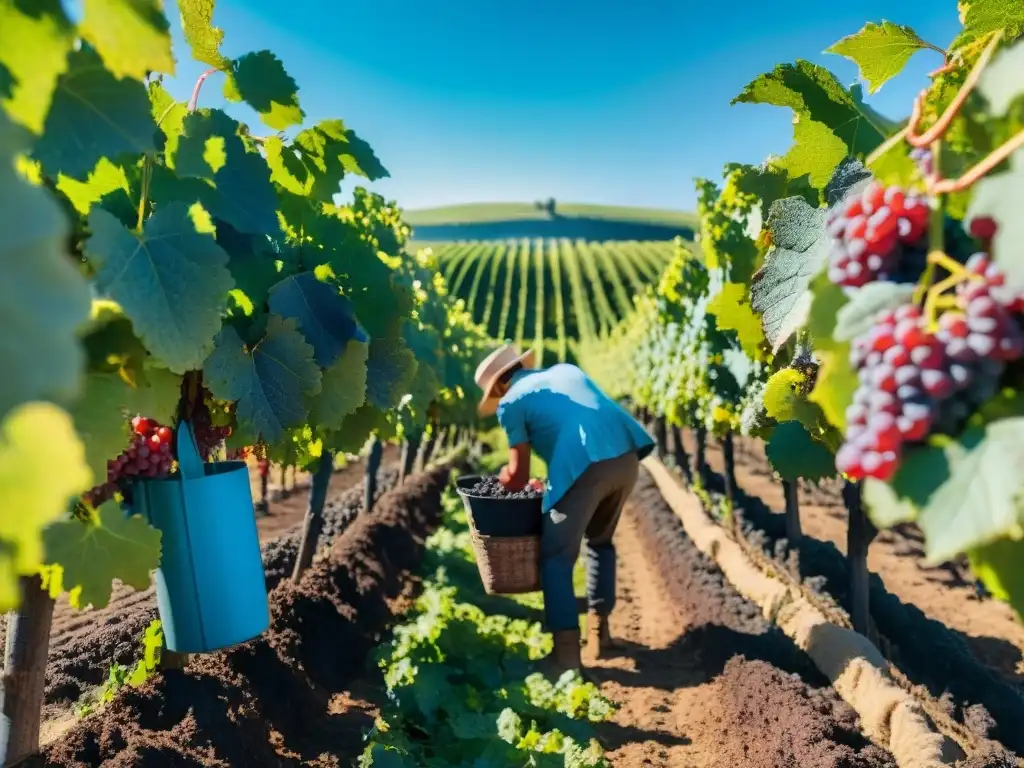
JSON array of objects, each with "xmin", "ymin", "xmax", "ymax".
[{"xmin": 132, "ymin": 422, "xmax": 269, "ymax": 653}]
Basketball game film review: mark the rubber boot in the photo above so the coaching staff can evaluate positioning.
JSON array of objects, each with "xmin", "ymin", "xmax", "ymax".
[
  {"xmin": 587, "ymin": 611, "xmax": 622, "ymax": 659},
  {"xmin": 538, "ymin": 629, "xmax": 583, "ymax": 679}
]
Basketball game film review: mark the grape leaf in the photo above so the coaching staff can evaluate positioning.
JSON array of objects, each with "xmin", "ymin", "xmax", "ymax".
[
  {"xmin": 0, "ymin": 114, "xmax": 91, "ymax": 422},
  {"xmin": 162, "ymin": 109, "xmax": 281, "ymax": 237},
  {"xmin": 977, "ymin": 35, "xmax": 1024, "ymax": 116},
  {"xmin": 56, "ymin": 157, "xmax": 131, "ymax": 215},
  {"xmin": 762, "ymin": 368, "xmax": 822, "ymax": 432},
  {"xmin": 749, "ymin": 197, "xmax": 827, "ymax": 351},
  {"xmin": 70, "ymin": 369, "xmax": 181, "ymax": 481},
  {"xmin": 223, "ymin": 50, "xmax": 304, "ymax": 131},
  {"xmin": 967, "ymin": 148, "xmax": 1024, "ymax": 291},
  {"xmin": 823, "ymin": 156, "xmax": 873, "ymax": 206},
  {"xmin": 962, "ymin": 0, "xmax": 1024, "ymax": 42},
  {"xmin": 0, "ymin": 0, "xmax": 73, "ymax": 133},
  {"xmin": 178, "ymin": 0, "xmax": 230, "ymax": 69},
  {"xmin": 765, "ymin": 421, "xmax": 835, "ymax": 481},
  {"xmin": 204, "ymin": 314, "xmax": 322, "ymax": 443},
  {"xmin": 781, "ymin": 118, "xmax": 849, "ymax": 192},
  {"xmin": 707, "ymin": 282, "xmax": 765, "ymax": 359},
  {"xmin": 808, "ymin": 347, "xmax": 856, "ymax": 430},
  {"xmin": 327, "ymin": 403, "xmax": 389, "ymax": 453},
  {"xmin": 366, "ymin": 336, "xmax": 417, "ymax": 410},
  {"xmin": 42, "ymin": 501, "xmax": 161, "ymax": 610},
  {"xmin": 967, "ymin": 537, "xmax": 1024, "ymax": 621},
  {"xmin": 87, "ymin": 203, "xmax": 234, "ymax": 373},
  {"xmin": 0, "ymin": 403, "xmax": 91, "ymax": 611},
  {"xmin": 307, "ymin": 340, "xmax": 368, "ymax": 430},
  {"xmin": 833, "ymin": 282, "xmax": 915, "ymax": 342},
  {"xmin": 805, "ymin": 272, "xmax": 848, "ymax": 351},
  {"xmin": 267, "ymin": 272, "xmax": 367, "ymax": 367},
  {"xmin": 80, "ymin": 0, "xmax": 175, "ymax": 81},
  {"xmin": 33, "ymin": 47, "xmax": 158, "ymax": 179},
  {"xmin": 215, "ymin": 223, "xmax": 284, "ymax": 308},
  {"xmin": 266, "ymin": 119, "xmax": 389, "ymax": 202},
  {"xmin": 826, "ymin": 22, "xmax": 930, "ymax": 94},
  {"xmin": 915, "ymin": 418, "xmax": 1024, "ymax": 564}
]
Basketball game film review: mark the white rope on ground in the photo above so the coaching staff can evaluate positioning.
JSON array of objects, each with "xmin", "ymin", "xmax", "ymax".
[{"xmin": 642, "ymin": 456, "xmax": 962, "ymax": 768}]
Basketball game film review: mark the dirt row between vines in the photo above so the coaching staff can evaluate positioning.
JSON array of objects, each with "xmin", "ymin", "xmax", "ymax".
[
  {"xmin": 0, "ymin": 455, "xmax": 399, "ymax": 736},
  {"xmin": 20, "ymin": 462, "xmax": 459, "ymax": 767},
  {"xmin": 686, "ymin": 432, "xmax": 1024, "ymax": 759}
]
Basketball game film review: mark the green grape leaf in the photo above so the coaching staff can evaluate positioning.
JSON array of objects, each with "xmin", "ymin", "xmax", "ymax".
[
  {"xmin": 863, "ymin": 477, "xmax": 917, "ymax": 528},
  {"xmin": 733, "ymin": 62, "xmax": 887, "ymax": 192},
  {"xmin": 861, "ymin": 438, "xmax": 956, "ymax": 530},
  {"xmin": 162, "ymin": 109, "xmax": 281, "ymax": 237},
  {"xmin": 215, "ymin": 223, "xmax": 284, "ymax": 308},
  {"xmin": 1, "ymin": 115, "xmax": 91, "ymax": 421},
  {"xmin": 707, "ymin": 282, "xmax": 765, "ymax": 359},
  {"xmin": 750, "ymin": 198, "xmax": 827, "ymax": 351},
  {"xmin": 266, "ymin": 119, "xmax": 389, "ymax": 202},
  {"xmin": 0, "ymin": 0, "xmax": 73, "ymax": 133},
  {"xmin": 763, "ymin": 368, "xmax": 822, "ymax": 432},
  {"xmin": 915, "ymin": 418, "xmax": 1024, "ymax": 564},
  {"xmin": 808, "ymin": 346, "xmax": 856, "ymax": 430},
  {"xmin": 781, "ymin": 118, "xmax": 850, "ymax": 192},
  {"xmin": 968, "ymin": 537, "xmax": 1024, "ymax": 621},
  {"xmin": 326, "ymin": 403, "xmax": 388, "ymax": 453},
  {"xmin": 80, "ymin": 0, "xmax": 174, "ymax": 81},
  {"xmin": 204, "ymin": 314, "xmax": 322, "ymax": 443},
  {"xmin": 87, "ymin": 203, "xmax": 234, "ymax": 373},
  {"xmin": 33, "ymin": 47, "xmax": 158, "ymax": 179},
  {"xmin": 765, "ymin": 421, "xmax": 835, "ymax": 482},
  {"xmin": 177, "ymin": 0, "xmax": 230, "ymax": 69},
  {"xmin": 70, "ymin": 369, "xmax": 181, "ymax": 482},
  {"xmin": 806, "ymin": 272, "xmax": 848, "ymax": 351},
  {"xmin": 968, "ymin": 149, "xmax": 1024, "ymax": 291},
  {"xmin": 267, "ymin": 272, "xmax": 368, "ymax": 367},
  {"xmin": 223, "ymin": 50, "xmax": 304, "ymax": 131},
  {"xmin": 826, "ymin": 22, "xmax": 930, "ymax": 95},
  {"xmin": 328, "ymin": 240, "xmax": 410, "ymax": 338},
  {"xmin": 833, "ymin": 282, "xmax": 915, "ymax": 342},
  {"xmin": 0, "ymin": 403, "xmax": 91, "ymax": 611},
  {"xmin": 366, "ymin": 336, "xmax": 417, "ymax": 410},
  {"xmin": 80, "ymin": 299, "xmax": 149, "ymax": 381},
  {"xmin": 42, "ymin": 502, "xmax": 161, "ymax": 610},
  {"xmin": 977, "ymin": 35, "xmax": 1024, "ymax": 117},
  {"xmin": 962, "ymin": 0, "xmax": 1024, "ymax": 42},
  {"xmin": 56, "ymin": 157, "xmax": 131, "ymax": 216},
  {"xmin": 307, "ymin": 340, "xmax": 368, "ymax": 430}
]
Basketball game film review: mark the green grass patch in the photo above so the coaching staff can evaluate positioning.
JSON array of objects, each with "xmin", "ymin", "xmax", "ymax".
[{"xmin": 361, "ymin": 476, "xmax": 610, "ymax": 767}]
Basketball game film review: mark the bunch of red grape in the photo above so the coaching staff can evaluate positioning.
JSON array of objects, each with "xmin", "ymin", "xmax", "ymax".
[
  {"xmin": 82, "ymin": 417, "xmax": 176, "ymax": 507},
  {"xmin": 190, "ymin": 398, "xmax": 232, "ymax": 459},
  {"xmin": 826, "ymin": 181, "xmax": 930, "ymax": 287},
  {"xmin": 836, "ymin": 249, "xmax": 1024, "ymax": 481}
]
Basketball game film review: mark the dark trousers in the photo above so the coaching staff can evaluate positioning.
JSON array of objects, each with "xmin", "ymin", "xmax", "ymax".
[{"xmin": 540, "ymin": 451, "xmax": 640, "ymax": 631}]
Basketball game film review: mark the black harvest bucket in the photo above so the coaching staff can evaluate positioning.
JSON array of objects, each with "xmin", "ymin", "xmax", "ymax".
[{"xmin": 455, "ymin": 475, "xmax": 542, "ymax": 594}]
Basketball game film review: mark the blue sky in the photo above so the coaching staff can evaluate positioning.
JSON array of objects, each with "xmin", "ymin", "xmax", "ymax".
[{"xmin": 158, "ymin": 0, "xmax": 962, "ymax": 213}]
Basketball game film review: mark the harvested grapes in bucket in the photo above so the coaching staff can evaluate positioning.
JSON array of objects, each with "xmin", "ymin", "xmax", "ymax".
[{"xmin": 468, "ymin": 476, "xmax": 544, "ymax": 500}]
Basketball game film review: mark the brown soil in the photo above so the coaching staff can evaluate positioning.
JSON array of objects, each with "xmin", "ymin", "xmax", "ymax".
[
  {"xmin": 590, "ymin": 468, "xmax": 896, "ymax": 768},
  {"xmin": 22, "ymin": 462, "xmax": 458, "ymax": 767},
  {"xmin": 0, "ymin": 455, "xmax": 399, "ymax": 732}
]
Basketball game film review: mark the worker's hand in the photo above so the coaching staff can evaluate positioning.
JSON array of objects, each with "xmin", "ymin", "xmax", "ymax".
[
  {"xmin": 498, "ymin": 464, "xmax": 527, "ymax": 491},
  {"xmin": 527, "ymin": 478, "xmax": 545, "ymax": 492}
]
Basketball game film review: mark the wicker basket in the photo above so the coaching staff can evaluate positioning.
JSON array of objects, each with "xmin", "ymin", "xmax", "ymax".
[{"xmin": 467, "ymin": 525, "xmax": 541, "ymax": 594}]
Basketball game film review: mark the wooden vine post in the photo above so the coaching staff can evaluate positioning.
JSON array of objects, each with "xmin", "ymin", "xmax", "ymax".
[
  {"xmin": 278, "ymin": 465, "xmax": 290, "ymax": 498},
  {"xmin": 399, "ymin": 430, "xmax": 421, "ymax": 484},
  {"xmin": 843, "ymin": 480, "xmax": 876, "ymax": 636},
  {"xmin": 722, "ymin": 430, "xmax": 737, "ymax": 507},
  {"xmin": 291, "ymin": 451, "xmax": 335, "ymax": 583},
  {"xmin": 781, "ymin": 479, "xmax": 802, "ymax": 544},
  {"xmin": 654, "ymin": 415, "xmax": 668, "ymax": 458},
  {"xmin": 670, "ymin": 424, "xmax": 691, "ymax": 483},
  {"xmin": 694, "ymin": 425, "xmax": 708, "ymax": 485},
  {"xmin": 364, "ymin": 436, "xmax": 383, "ymax": 512},
  {"xmin": 0, "ymin": 576, "xmax": 56, "ymax": 767},
  {"xmin": 419, "ymin": 424, "xmax": 439, "ymax": 471},
  {"xmin": 255, "ymin": 457, "xmax": 270, "ymax": 517}
]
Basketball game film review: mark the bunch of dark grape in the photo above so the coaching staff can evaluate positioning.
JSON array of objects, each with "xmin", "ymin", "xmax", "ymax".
[
  {"xmin": 826, "ymin": 181, "xmax": 930, "ymax": 287},
  {"xmin": 82, "ymin": 417, "xmax": 176, "ymax": 507},
  {"xmin": 836, "ymin": 251, "xmax": 1024, "ymax": 481},
  {"xmin": 189, "ymin": 397, "xmax": 232, "ymax": 459},
  {"xmin": 468, "ymin": 476, "xmax": 544, "ymax": 500}
]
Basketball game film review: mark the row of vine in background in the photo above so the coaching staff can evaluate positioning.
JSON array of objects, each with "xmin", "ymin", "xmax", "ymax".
[{"xmin": 579, "ymin": 6, "xmax": 1024, "ymax": 631}]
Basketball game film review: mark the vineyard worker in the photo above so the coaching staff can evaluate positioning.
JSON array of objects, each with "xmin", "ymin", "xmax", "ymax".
[{"xmin": 475, "ymin": 344, "xmax": 655, "ymax": 676}]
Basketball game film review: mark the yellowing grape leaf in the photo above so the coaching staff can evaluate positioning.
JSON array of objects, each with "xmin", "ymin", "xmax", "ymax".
[
  {"xmin": 42, "ymin": 501, "xmax": 161, "ymax": 610},
  {"xmin": 707, "ymin": 282, "xmax": 765, "ymax": 359},
  {"xmin": 0, "ymin": 403, "xmax": 91, "ymax": 612},
  {"xmin": 307, "ymin": 340, "xmax": 369, "ymax": 430},
  {"xmin": 80, "ymin": 0, "xmax": 175, "ymax": 81},
  {"xmin": 763, "ymin": 368, "xmax": 822, "ymax": 433},
  {"xmin": 826, "ymin": 22, "xmax": 931, "ymax": 94},
  {"xmin": 809, "ymin": 347, "xmax": 856, "ymax": 430},
  {"xmin": 204, "ymin": 315, "xmax": 322, "ymax": 444},
  {"xmin": 0, "ymin": 0, "xmax": 73, "ymax": 133},
  {"xmin": 0, "ymin": 113, "xmax": 91, "ymax": 422},
  {"xmin": 86, "ymin": 202, "xmax": 234, "ymax": 373}
]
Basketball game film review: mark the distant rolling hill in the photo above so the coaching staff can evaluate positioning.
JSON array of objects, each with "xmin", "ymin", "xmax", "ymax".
[{"xmin": 404, "ymin": 202, "xmax": 697, "ymax": 242}]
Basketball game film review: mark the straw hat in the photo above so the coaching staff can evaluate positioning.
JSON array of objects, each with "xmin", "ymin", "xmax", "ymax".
[{"xmin": 475, "ymin": 343, "xmax": 536, "ymax": 416}]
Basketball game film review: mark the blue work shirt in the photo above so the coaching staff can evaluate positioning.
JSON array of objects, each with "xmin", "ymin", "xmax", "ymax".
[{"xmin": 496, "ymin": 364, "xmax": 655, "ymax": 512}]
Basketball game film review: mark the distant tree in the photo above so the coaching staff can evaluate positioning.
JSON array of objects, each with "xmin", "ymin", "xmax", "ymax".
[{"xmin": 545, "ymin": 198, "xmax": 556, "ymax": 216}]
